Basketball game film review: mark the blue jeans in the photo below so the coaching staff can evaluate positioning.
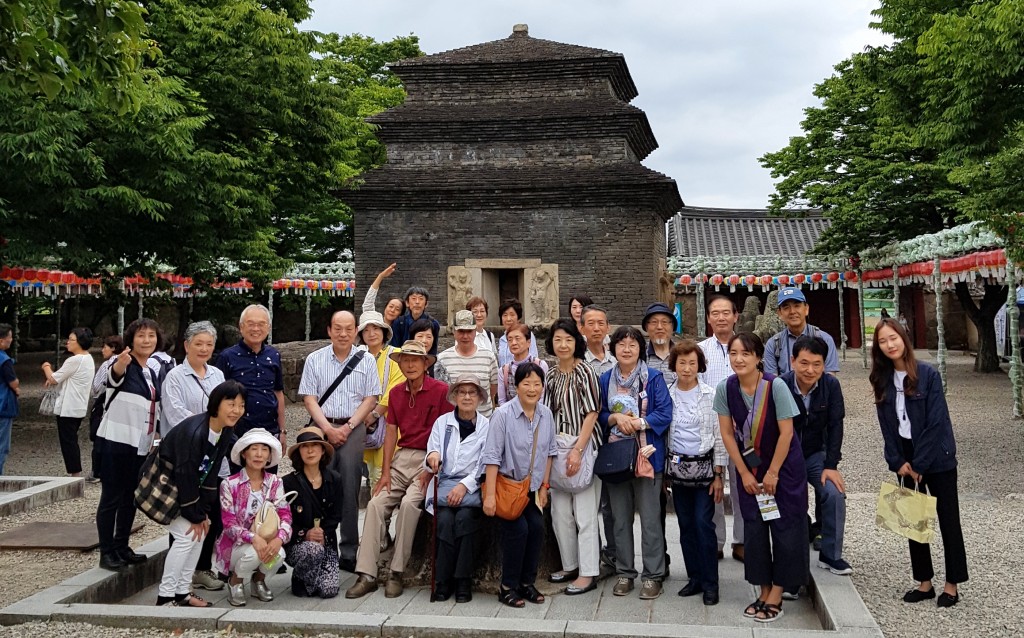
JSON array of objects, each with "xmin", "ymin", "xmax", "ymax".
[
  {"xmin": 0, "ymin": 417, "xmax": 11, "ymax": 474},
  {"xmin": 672, "ymin": 484, "xmax": 718, "ymax": 592},
  {"xmin": 804, "ymin": 451, "xmax": 846, "ymax": 562}
]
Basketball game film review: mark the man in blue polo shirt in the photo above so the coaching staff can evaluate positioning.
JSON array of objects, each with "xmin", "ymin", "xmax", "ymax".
[
  {"xmin": 215, "ymin": 304, "xmax": 285, "ymax": 471},
  {"xmin": 763, "ymin": 287, "xmax": 840, "ymax": 376}
]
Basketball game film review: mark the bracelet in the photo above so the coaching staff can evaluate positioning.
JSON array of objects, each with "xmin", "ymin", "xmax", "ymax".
[
  {"xmin": 713, "ymin": 470, "xmax": 724, "ymax": 477},
  {"xmin": 541, "ymin": 483, "xmax": 550, "ymax": 490},
  {"xmin": 574, "ymin": 447, "xmax": 584, "ymax": 454}
]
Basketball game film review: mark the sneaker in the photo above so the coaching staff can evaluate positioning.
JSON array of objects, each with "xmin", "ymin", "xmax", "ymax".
[
  {"xmin": 192, "ymin": 570, "xmax": 225, "ymax": 591},
  {"xmin": 612, "ymin": 577, "xmax": 634, "ymax": 596},
  {"xmin": 818, "ymin": 556, "xmax": 854, "ymax": 576},
  {"xmin": 639, "ymin": 579, "xmax": 662, "ymax": 600},
  {"xmin": 782, "ymin": 590, "xmax": 800, "ymax": 601}
]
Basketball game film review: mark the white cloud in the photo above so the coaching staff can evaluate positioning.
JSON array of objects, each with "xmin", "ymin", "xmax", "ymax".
[{"xmin": 303, "ymin": 0, "xmax": 892, "ymax": 208}]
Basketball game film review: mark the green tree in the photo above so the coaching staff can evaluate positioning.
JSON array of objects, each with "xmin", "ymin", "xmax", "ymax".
[
  {"xmin": 0, "ymin": 0, "xmax": 152, "ymax": 110},
  {"xmin": 760, "ymin": 0, "xmax": 1011, "ymax": 372}
]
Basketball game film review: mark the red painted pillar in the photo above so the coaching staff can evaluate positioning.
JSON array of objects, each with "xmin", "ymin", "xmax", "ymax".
[{"xmin": 846, "ymin": 287, "xmax": 862, "ymax": 349}]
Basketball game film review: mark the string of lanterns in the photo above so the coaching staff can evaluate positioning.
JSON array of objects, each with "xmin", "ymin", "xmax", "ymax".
[{"xmin": 674, "ymin": 271, "xmax": 856, "ymax": 292}]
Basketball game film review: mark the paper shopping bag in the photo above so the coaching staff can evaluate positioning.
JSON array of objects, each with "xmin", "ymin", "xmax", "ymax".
[{"xmin": 875, "ymin": 480, "xmax": 937, "ymax": 544}]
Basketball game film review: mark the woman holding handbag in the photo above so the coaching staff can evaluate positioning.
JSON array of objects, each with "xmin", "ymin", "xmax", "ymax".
[
  {"xmin": 480, "ymin": 361, "xmax": 557, "ymax": 608},
  {"xmin": 424, "ymin": 375, "xmax": 491, "ymax": 603},
  {"xmin": 870, "ymin": 318, "xmax": 966, "ymax": 608},
  {"xmin": 95, "ymin": 318, "xmax": 163, "ymax": 571},
  {"xmin": 357, "ymin": 311, "xmax": 405, "ymax": 490},
  {"xmin": 667, "ymin": 341, "xmax": 727, "ymax": 606},
  {"xmin": 214, "ymin": 428, "xmax": 292, "ymax": 606},
  {"xmin": 543, "ymin": 318, "xmax": 601, "ymax": 596},
  {"xmin": 597, "ymin": 325, "xmax": 672, "ymax": 600},
  {"xmin": 42, "ymin": 327, "xmax": 95, "ymax": 476},
  {"xmin": 713, "ymin": 333, "xmax": 805, "ymax": 624},
  {"xmin": 155, "ymin": 380, "xmax": 246, "ymax": 607},
  {"xmin": 283, "ymin": 427, "xmax": 342, "ymax": 599}
]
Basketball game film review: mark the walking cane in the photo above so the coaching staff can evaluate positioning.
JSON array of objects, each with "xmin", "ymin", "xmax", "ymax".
[{"xmin": 429, "ymin": 473, "xmax": 439, "ymax": 602}]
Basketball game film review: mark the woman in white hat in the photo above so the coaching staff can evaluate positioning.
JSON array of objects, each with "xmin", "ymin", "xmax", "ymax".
[
  {"xmin": 213, "ymin": 428, "xmax": 292, "ymax": 606},
  {"xmin": 283, "ymin": 427, "xmax": 341, "ymax": 598},
  {"xmin": 357, "ymin": 310, "xmax": 406, "ymax": 490},
  {"xmin": 424, "ymin": 375, "xmax": 491, "ymax": 603}
]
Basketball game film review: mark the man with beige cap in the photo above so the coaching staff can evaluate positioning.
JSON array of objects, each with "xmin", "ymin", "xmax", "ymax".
[
  {"xmin": 435, "ymin": 309, "xmax": 499, "ymax": 416},
  {"xmin": 346, "ymin": 341, "xmax": 454, "ymax": 599}
]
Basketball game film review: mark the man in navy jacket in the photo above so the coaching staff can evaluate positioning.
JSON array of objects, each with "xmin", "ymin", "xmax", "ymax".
[{"xmin": 781, "ymin": 336, "xmax": 852, "ymax": 578}]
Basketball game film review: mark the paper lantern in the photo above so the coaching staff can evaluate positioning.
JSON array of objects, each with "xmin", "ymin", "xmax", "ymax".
[
  {"xmin": 760, "ymin": 275, "xmax": 773, "ymax": 288},
  {"xmin": 793, "ymin": 273, "xmax": 806, "ymax": 285},
  {"xmin": 305, "ymin": 279, "xmax": 316, "ymax": 290},
  {"xmin": 291, "ymin": 279, "xmax": 303, "ymax": 290},
  {"xmin": 61, "ymin": 272, "xmax": 74, "ymax": 284},
  {"xmin": 0, "ymin": 267, "xmax": 9, "ymax": 279},
  {"xmin": 695, "ymin": 274, "xmax": 708, "ymax": 284},
  {"xmin": 810, "ymin": 273, "xmax": 823, "ymax": 284},
  {"xmin": 349, "ymin": 279, "xmax": 356, "ymax": 290},
  {"xmin": 778, "ymin": 275, "xmax": 790, "ymax": 286},
  {"xmin": 679, "ymin": 274, "xmax": 692, "ymax": 286},
  {"xmin": 9, "ymin": 267, "xmax": 23, "ymax": 280},
  {"xmin": 24, "ymin": 269, "xmax": 37, "ymax": 280}
]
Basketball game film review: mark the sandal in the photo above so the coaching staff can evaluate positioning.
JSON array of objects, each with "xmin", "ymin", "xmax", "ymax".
[
  {"xmin": 754, "ymin": 602, "xmax": 784, "ymax": 623},
  {"xmin": 182, "ymin": 593, "xmax": 213, "ymax": 608},
  {"xmin": 517, "ymin": 583, "xmax": 545, "ymax": 604},
  {"xmin": 498, "ymin": 586, "xmax": 525, "ymax": 608},
  {"xmin": 743, "ymin": 599, "xmax": 765, "ymax": 618}
]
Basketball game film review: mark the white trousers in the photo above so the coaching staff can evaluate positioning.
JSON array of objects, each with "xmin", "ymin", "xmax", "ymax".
[
  {"xmin": 230, "ymin": 543, "xmax": 286, "ymax": 581},
  {"xmin": 159, "ymin": 516, "xmax": 205, "ymax": 598},
  {"xmin": 550, "ymin": 478, "xmax": 602, "ymax": 577}
]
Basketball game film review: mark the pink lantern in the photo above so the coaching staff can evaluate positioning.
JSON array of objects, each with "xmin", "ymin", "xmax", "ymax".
[
  {"xmin": 760, "ymin": 275, "xmax": 772, "ymax": 288},
  {"xmin": 679, "ymin": 274, "xmax": 692, "ymax": 286},
  {"xmin": 321, "ymin": 280, "xmax": 332, "ymax": 290},
  {"xmin": 810, "ymin": 272, "xmax": 823, "ymax": 284},
  {"xmin": 793, "ymin": 273, "xmax": 806, "ymax": 285},
  {"xmin": 778, "ymin": 275, "xmax": 790, "ymax": 286},
  {"xmin": 306, "ymin": 279, "xmax": 316, "ymax": 290}
]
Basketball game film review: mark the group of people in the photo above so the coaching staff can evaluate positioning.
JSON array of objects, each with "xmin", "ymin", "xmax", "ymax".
[{"xmin": 13, "ymin": 262, "xmax": 966, "ymax": 617}]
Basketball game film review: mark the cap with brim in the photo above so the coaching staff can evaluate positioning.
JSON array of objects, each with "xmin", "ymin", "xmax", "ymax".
[
  {"xmin": 357, "ymin": 310, "xmax": 393, "ymax": 345},
  {"xmin": 452, "ymin": 309, "xmax": 475, "ymax": 331},
  {"xmin": 446, "ymin": 374, "xmax": 487, "ymax": 403},
  {"xmin": 230, "ymin": 427, "xmax": 282, "ymax": 468},
  {"xmin": 776, "ymin": 287, "xmax": 807, "ymax": 307},
  {"xmin": 389, "ymin": 340, "xmax": 436, "ymax": 367},
  {"xmin": 287, "ymin": 426, "xmax": 334, "ymax": 464},
  {"xmin": 642, "ymin": 302, "xmax": 677, "ymax": 331}
]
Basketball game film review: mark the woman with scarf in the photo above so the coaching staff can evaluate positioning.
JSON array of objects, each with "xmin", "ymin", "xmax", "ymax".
[
  {"xmin": 713, "ymin": 333, "xmax": 806, "ymax": 624},
  {"xmin": 598, "ymin": 325, "xmax": 672, "ymax": 601}
]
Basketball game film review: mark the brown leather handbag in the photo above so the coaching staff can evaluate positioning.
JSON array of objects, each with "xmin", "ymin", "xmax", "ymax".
[{"xmin": 491, "ymin": 424, "xmax": 540, "ymax": 521}]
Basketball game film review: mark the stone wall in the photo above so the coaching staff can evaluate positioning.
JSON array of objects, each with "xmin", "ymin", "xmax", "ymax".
[{"xmin": 356, "ymin": 206, "xmax": 665, "ymax": 327}]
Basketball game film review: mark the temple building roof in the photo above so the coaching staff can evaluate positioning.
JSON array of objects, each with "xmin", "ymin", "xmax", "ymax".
[{"xmin": 667, "ymin": 207, "xmax": 829, "ymax": 258}]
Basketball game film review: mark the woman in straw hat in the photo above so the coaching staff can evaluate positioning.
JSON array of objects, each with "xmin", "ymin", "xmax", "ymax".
[
  {"xmin": 283, "ymin": 427, "xmax": 342, "ymax": 598},
  {"xmin": 357, "ymin": 310, "xmax": 406, "ymax": 490},
  {"xmin": 214, "ymin": 428, "xmax": 292, "ymax": 606},
  {"xmin": 425, "ymin": 375, "xmax": 491, "ymax": 603}
]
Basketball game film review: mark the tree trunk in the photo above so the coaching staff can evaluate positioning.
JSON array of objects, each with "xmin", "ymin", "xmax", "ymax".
[{"xmin": 953, "ymin": 282, "xmax": 1006, "ymax": 373}]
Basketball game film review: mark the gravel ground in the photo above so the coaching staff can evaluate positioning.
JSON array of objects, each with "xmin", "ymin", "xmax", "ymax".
[{"xmin": 2, "ymin": 348, "xmax": 1023, "ymax": 637}]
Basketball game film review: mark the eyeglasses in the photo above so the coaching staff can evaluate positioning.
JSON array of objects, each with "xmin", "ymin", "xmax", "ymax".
[
  {"xmin": 243, "ymin": 321, "xmax": 269, "ymax": 329},
  {"xmin": 456, "ymin": 389, "xmax": 478, "ymax": 397}
]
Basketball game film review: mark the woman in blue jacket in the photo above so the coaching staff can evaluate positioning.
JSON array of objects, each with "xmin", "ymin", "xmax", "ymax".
[
  {"xmin": 870, "ymin": 318, "xmax": 966, "ymax": 608},
  {"xmin": 598, "ymin": 325, "xmax": 672, "ymax": 600}
]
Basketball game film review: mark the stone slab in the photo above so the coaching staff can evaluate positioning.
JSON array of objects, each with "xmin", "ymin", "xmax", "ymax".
[
  {"xmin": 811, "ymin": 567, "xmax": 879, "ymax": 630},
  {"xmin": 0, "ymin": 476, "xmax": 84, "ymax": 517},
  {"xmin": 219, "ymin": 609, "xmax": 388, "ymax": 636},
  {"xmin": 51, "ymin": 604, "xmax": 224, "ymax": 631},
  {"xmin": 567, "ymin": 621, "xmax": 753, "ymax": 638},
  {"xmin": 0, "ymin": 521, "xmax": 143, "ymax": 551},
  {"xmin": 383, "ymin": 615, "xmax": 565, "ymax": 638}
]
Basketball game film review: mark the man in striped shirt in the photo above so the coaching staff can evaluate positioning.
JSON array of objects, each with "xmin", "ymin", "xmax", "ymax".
[
  {"xmin": 300, "ymin": 310, "xmax": 381, "ymax": 572},
  {"xmin": 435, "ymin": 310, "xmax": 499, "ymax": 416},
  {"xmin": 698, "ymin": 294, "xmax": 741, "ymax": 562}
]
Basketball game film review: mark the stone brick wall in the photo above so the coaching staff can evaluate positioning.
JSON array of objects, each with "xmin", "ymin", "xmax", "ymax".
[
  {"xmin": 356, "ymin": 206, "xmax": 665, "ymax": 327},
  {"xmin": 385, "ymin": 138, "xmax": 631, "ymax": 167}
]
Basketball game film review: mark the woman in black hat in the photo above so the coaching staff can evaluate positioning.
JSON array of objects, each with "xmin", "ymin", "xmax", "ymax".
[{"xmin": 283, "ymin": 427, "xmax": 342, "ymax": 598}]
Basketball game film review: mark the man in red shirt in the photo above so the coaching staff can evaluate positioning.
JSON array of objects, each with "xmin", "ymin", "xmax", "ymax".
[{"xmin": 346, "ymin": 341, "xmax": 453, "ymax": 599}]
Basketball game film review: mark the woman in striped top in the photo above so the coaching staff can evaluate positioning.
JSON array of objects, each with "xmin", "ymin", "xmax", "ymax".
[{"xmin": 543, "ymin": 318, "xmax": 602, "ymax": 595}]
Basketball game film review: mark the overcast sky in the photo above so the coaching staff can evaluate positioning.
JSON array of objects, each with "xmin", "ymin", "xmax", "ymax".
[{"xmin": 303, "ymin": 1, "xmax": 890, "ymax": 209}]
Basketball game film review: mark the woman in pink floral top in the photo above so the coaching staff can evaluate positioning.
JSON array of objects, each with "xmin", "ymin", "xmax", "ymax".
[{"xmin": 215, "ymin": 428, "xmax": 292, "ymax": 606}]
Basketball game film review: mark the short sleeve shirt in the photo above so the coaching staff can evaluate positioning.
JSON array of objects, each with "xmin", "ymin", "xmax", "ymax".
[
  {"xmin": 214, "ymin": 341, "xmax": 284, "ymax": 434},
  {"xmin": 386, "ymin": 377, "xmax": 454, "ymax": 450},
  {"xmin": 712, "ymin": 377, "xmax": 801, "ymax": 421}
]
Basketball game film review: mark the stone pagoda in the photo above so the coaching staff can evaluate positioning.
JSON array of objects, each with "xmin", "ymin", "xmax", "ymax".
[{"xmin": 343, "ymin": 24, "xmax": 683, "ymax": 326}]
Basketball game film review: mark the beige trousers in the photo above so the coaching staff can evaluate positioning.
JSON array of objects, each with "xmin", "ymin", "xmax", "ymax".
[{"xmin": 355, "ymin": 447, "xmax": 426, "ymax": 577}]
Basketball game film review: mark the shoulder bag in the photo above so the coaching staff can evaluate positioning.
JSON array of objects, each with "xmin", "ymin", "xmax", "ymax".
[
  {"xmin": 134, "ymin": 448, "xmax": 186, "ymax": 525},
  {"xmin": 436, "ymin": 423, "xmax": 483, "ymax": 508},
  {"xmin": 306, "ymin": 350, "xmax": 365, "ymax": 427},
  {"xmin": 550, "ymin": 374, "xmax": 596, "ymax": 493},
  {"xmin": 488, "ymin": 421, "xmax": 539, "ymax": 520},
  {"xmin": 251, "ymin": 486, "xmax": 298, "ymax": 541},
  {"xmin": 595, "ymin": 374, "xmax": 648, "ymax": 484}
]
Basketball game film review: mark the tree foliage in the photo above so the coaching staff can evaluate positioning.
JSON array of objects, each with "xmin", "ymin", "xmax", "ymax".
[
  {"xmin": 760, "ymin": 0, "xmax": 1022, "ymax": 371},
  {"xmin": 0, "ymin": 0, "xmax": 421, "ymax": 286},
  {"xmin": 0, "ymin": 0, "xmax": 152, "ymax": 110}
]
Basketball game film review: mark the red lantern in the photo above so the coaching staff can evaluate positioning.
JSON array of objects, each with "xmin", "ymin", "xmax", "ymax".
[
  {"xmin": 321, "ymin": 280, "xmax": 333, "ymax": 290},
  {"xmin": 37, "ymin": 269, "xmax": 50, "ymax": 282},
  {"xmin": 281, "ymin": 279, "xmax": 291, "ymax": 289},
  {"xmin": 778, "ymin": 275, "xmax": 790, "ymax": 286},
  {"xmin": 272, "ymin": 280, "xmax": 284, "ymax": 290},
  {"xmin": 811, "ymin": 273, "xmax": 823, "ymax": 284},
  {"xmin": 728, "ymin": 274, "xmax": 740, "ymax": 286},
  {"xmin": 24, "ymin": 269, "xmax": 37, "ymax": 281},
  {"xmin": 61, "ymin": 272, "xmax": 74, "ymax": 284},
  {"xmin": 695, "ymin": 274, "xmax": 708, "ymax": 284},
  {"xmin": 844, "ymin": 270, "xmax": 857, "ymax": 282},
  {"xmin": 0, "ymin": 266, "xmax": 9, "ymax": 279},
  {"xmin": 827, "ymin": 272, "xmax": 840, "ymax": 284},
  {"xmin": 49, "ymin": 271, "xmax": 62, "ymax": 284},
  {"xmin": 760, "ymin": 275, "xmax": 772, "ymax": 288},
  {"xmin": 9, "ymin": 267, "xmax": 23, "ymax": 280},
  {"xmin": 305, "ymin": 279, "xmax": 316, "ymax": 290},
  {"xmin": 679, "ymin": 274, "xmax": 692, "ymax": 286},
  {"xmin": 793, "ymin": 273, "xmax": 806, "ymax": 285}
]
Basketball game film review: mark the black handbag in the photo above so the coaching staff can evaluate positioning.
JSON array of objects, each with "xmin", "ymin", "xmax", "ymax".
[
  {"xmin": 666, "ymin": 449, "xmax": 715, "ymax": 488},
  {"xmin": 593, "ymin": 437, "xmax": 638, "ymax": 484}
]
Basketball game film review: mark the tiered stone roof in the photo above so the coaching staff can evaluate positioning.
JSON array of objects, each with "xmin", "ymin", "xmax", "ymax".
[
  {"xmin": 341, "ymin": 24, "xmax": 682, "ymax": 220},
  {"xmin": 667, "ymin": 207, "xmax": 829, "ymax": 257}
]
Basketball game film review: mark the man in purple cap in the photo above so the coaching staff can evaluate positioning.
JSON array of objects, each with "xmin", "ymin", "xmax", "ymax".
[{"xmin": 763, "ymin": 288, "xmax": 839, "ymax": 376}]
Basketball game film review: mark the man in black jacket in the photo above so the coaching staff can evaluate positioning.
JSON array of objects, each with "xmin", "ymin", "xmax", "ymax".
[{"xmin": 781, "ymin": 336, "xmax": 852, "ymax": 578}]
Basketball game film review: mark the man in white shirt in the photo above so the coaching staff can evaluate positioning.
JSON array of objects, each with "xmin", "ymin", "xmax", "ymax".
[
  {"xmin": 697, "ymin": 294, "xmax": 743, "ymax": 562},
  {"xmin": 582, "ymin": 305, "xmax": 615, "ymax": 376}
]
